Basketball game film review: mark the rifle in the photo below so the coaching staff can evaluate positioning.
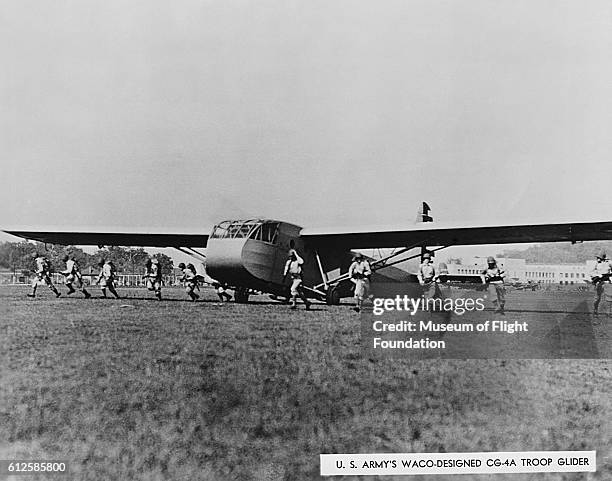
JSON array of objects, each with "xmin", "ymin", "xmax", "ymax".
[{"xmin": 590, "ymin": 272, "xmax": 612, "ymax": 284}]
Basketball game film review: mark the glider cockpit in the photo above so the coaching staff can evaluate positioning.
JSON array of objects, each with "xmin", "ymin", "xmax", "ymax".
[
  {"xmin": 210, "ymin": 219, "xmax": 280, "ymax": 244},
  {"xmin": 206, "ymin": 219, "xmax": 306, "ymax": 302}
]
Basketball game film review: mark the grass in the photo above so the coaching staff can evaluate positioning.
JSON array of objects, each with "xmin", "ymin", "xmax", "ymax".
[{"xmin": 0, "ymin": 286, "xmax": 610, "ymax": 480}]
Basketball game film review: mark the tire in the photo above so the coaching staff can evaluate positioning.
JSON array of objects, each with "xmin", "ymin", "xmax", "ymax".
[
  {"xmin": 235, "ymin": 288, "xmax": 250, "ymax": 303},
  {"xmin": 326, "ymin": 287, "xmax": 340, "ymax": 305}
]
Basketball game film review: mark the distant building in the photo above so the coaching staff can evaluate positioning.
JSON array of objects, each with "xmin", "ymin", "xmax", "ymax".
[{"xmin": 446, "ymin": 256, "xmax": 595, "ymax": 285}]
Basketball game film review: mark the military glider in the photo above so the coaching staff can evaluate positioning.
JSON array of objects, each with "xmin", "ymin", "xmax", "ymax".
[{"xmin": 5, "ymin": 203, "xmax": 612, "ymax": 304}]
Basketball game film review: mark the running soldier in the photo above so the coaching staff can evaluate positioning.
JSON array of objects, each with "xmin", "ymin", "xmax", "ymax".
[
  {"xmin": 96, "ymin": 259, "xmax": 121, "ymax": 299},
  {"xmin": 348, "ymin": 253, "xmax": 372, "ymax": 312},
  {"xmin": 144, "ymin": 257, "xmax": 163, "ymax": 300},
  {"xmin": 283, "ymin": 249, "xmax": 311, "ymax": 310},
  {"xmin": 481, "ymin": 256, "xmax": 506, "ymax": 313},
  {"xmin": 202, "ymin": 267, "xmax": 232, "ymax": 302},
  {"xmin": 28, "ymin": 253, "xmax": 61, "ymax": 298},
  {"xmin": 61, "ymin": 255, "xmax": 91, "ymax": 298},
  {"xmin": 212, "ymin": 280, "xmax": 232, "ymax": 302},
  {"xmin": 590, "ymin": 251, "xmax": 612, "ymax": 317},
  {"xmin": 417, "ymin": 252, "xmax": 440, "ymax": 298},
  {"xmin": 178, "ymin": 262, "xmax": 199, "ymax": 301}
]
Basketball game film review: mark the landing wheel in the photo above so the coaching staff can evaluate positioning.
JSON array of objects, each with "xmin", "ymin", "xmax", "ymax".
[
  {"xmin": 325, "ymin": 287, "xmax": 340, "ymax": 305},
  {"xmin": 235, "ymin": 288, "xmax": 250, "ymax": 303}
]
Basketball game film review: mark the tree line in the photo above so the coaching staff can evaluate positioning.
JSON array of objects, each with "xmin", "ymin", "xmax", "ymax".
[
  {"xmin": 498, "ymin": 241, "xmax": 612, "ymax": 264},
  {"xmin": 0, "ymin": 242, "xmax": 174, "ymax": 276}
]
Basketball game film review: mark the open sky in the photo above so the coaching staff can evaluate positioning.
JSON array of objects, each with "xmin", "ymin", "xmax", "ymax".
[{"xmin": 2, "ymin": 0, "xmax": 612, "ymax": 260}]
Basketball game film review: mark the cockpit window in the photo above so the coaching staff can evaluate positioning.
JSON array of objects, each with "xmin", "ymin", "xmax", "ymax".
[
  {"xmin": 262, "ymin": 222, "xmax": 279, "ymax": 243},
  {"xmin": 211, "ymin": 222, "xmax": 231, "ymax": 239},
  {"xmin": 211, "ymin": 220, "xmax": 277, "ymax": 241},
  {"xmin": 249, "ymin": 222, "xmax": 279, "ymax": 244}
]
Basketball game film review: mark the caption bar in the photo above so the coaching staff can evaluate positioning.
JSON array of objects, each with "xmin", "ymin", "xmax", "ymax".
[{"xmin": 320, "ymin": 451, "xmax": 595, "ymax": 476}]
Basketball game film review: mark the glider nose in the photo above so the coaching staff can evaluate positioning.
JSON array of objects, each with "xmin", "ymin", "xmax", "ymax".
[{"xmin": 206, "ymin": 238, "xmax": 251, "ymax": 285}]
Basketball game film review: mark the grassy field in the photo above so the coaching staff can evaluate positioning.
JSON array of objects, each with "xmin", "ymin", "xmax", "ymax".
[{"xmin": 0, "ymin": 286, "xmax": 610, "ymax": 480}]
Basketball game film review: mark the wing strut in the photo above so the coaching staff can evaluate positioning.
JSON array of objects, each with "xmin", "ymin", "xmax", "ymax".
[
  {"xmin": 175, "ymin": 247, "xmax": 207, "ymax": 263},
  {"xmin": 301, "ymin": 285, "xmax": 328, "ymax": 298},
  {"xmin": 315, "ymin": 250, "xmax": 329, "ymax": 290},
  {"xmin": 313, "ymin": 240, "xmax": 451, "ymax": 291}
]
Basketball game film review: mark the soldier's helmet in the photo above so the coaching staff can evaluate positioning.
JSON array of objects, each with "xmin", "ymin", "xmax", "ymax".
[
  {"xmin": 97, "ymin": 258, "xmax": 105, "ymax": 267},
  {"xmin": 597, "ymin": 251, "xmax": 607, "ymax": 260},
  {"xmin": 31, "ymin": 252, "xmax": 39, "ymax": 259},
  {"xmin": 62, "ymin": 254, "xmax": 70, "ymax": 262},
  {"xmin": 422, "ymin": 252, "xmax": 431, "ymax": 260},
  {"xmin": 354, "ymin": 252, "xmax": 364, "ymax": 260},
  {"xmin": 178, "ymin": 262, "xmax": 186, "ymax": 269},
  {"xmin": 487, "ymin": 256, "xmax": 496, "ymax": 264}
]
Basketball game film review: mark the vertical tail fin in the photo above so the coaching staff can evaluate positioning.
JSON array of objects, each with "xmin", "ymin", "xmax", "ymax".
[
  {"xmin": 417, "ymin": 202, "xmax": 433, "ymax": 261},
  {"xmin": 416, "ymin": 202, "xmax": 433, "ymax": 223}
]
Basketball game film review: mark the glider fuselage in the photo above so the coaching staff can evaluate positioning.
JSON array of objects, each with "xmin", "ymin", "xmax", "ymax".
[
  {"xmin": 206, "ymin": 219, "xmax": 318, "ymax": 297},
  {"xmin": 205, "ymin": 219, "xmax": 415, "ymax": 302}
]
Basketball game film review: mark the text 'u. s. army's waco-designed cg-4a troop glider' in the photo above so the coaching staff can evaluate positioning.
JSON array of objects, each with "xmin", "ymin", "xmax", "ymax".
[{"xmin": 6, "ymin": 203, "xmax": 612, "ymax": 304}]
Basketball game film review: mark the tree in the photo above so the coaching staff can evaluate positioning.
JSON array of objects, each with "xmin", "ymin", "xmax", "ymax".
[
  {"xmin": 499, "ymin": 241, "xmax": 612, "ymax": 263},
  {"xmin": 0, "ymin": 241, "xmax": 176, "ymax": 277},
  {"xmin": 0, "ymin": 241, "xmax": 102, "ymax": 276},
  {"xmin": 39, "ymin": 244, "xmax": 96, "ymax": 273},
  {"xmin": 92, "ymin": 247, "xmax": 175, "ymax": 274},
  {"xmin": 445, "ymin": 257, "xmax": 463, "ymax": 265},
  {"xmin": 123, "ymin": 248, "xmax": 150, "ymax": 275},
  {"xmin": 152, "ymin": 253, "xmax": 174, "ymax": 275},
  {"xmin": 95, "ymin": 246, "xmax": 150, "ymax": 274},
  {"xmin": 0, "ymin": 242, "xmax": 37, "ymax": 275}
]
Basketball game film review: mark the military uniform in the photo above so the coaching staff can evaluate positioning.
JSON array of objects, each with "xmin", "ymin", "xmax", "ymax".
[
  {"xmin": 590, "ymin": 253, "xmax": 612, "ymax": 316},
  {"xmin": 62, "ymin": 256, "xmax": 91, "ymax": 298},
  {"xmin": 349, "ymin": 256, "xmax": 372, "ymax": 312},
  {"xmin": 28, "ymin": 256, "xmax": 61, "ymax": 298},
  {"xmin": 213, "ymin": 280, "xmax": 232, "ymax": 302},
  {"xmin": 97, "ymin": 260, "xmax": 120, "ymax": 298},
  {"xmin": 145, "ymin": 258, "xmax": 163, "ymax": 300},
  {"xmin": 481, "ymin": 258, "xmax": 505, "ymax": 312},
  {"xmin": 179, "ymin": 263, "xmax": 199, "ymax": 301},
  {"xmin": 417, "ymin": 255, "xmax": 440, "ymax": 298},
  {"xmin": 283, "ymin": 250, "xmax": 311, "ymax": 309}
]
